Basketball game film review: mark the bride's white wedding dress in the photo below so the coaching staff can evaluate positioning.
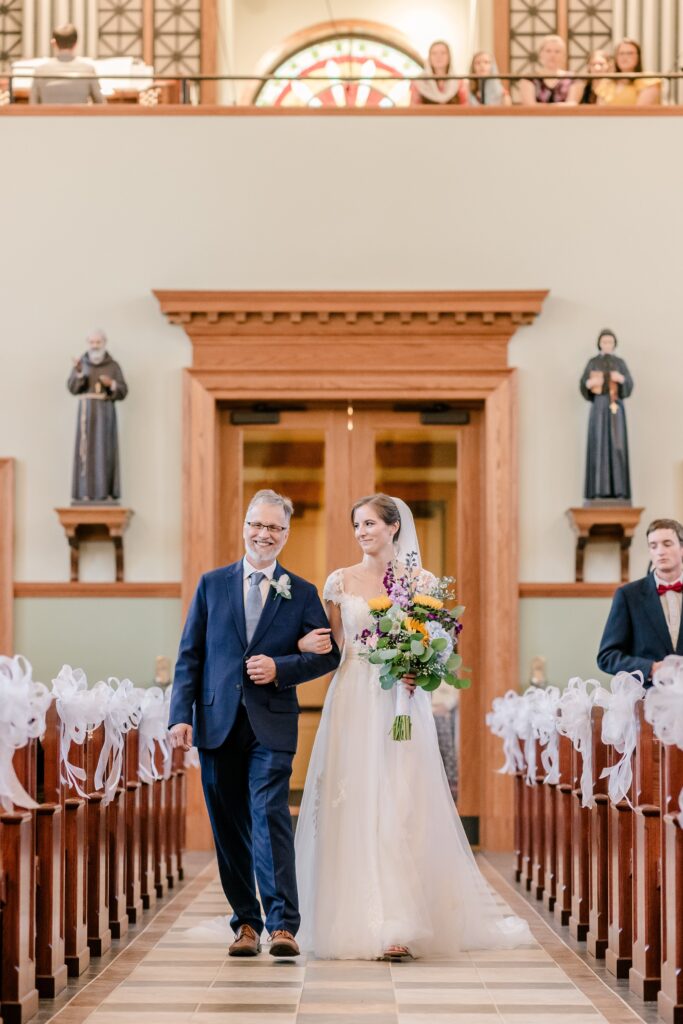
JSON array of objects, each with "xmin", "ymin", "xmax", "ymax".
[{"xmin": 294, "ymin": 568, "xmax": 532, "ymax": 959}]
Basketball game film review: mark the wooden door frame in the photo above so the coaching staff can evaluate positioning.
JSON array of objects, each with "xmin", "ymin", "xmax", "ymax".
[{"xmin": 155, "ymin": 289, "xmax": 548, "ymax": 850}]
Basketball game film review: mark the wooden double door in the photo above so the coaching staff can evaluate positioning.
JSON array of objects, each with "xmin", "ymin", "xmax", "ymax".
[{"xmin": 217, "ymin": 403, "xmax": 483, "ymax": 824}]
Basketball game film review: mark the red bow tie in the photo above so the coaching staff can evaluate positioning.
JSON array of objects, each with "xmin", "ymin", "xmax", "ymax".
[{"xmin": 657, "ymin": 581, "xmax": 683, "ymax": 595}]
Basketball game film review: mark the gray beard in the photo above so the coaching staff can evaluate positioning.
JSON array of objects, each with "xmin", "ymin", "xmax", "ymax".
[{"xmin": 88, "ymin": 349, "xmax": 106, "ymax": 365}]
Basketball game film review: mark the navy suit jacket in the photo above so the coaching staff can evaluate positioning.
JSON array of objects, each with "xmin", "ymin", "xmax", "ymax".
[
  {"xmin": 169, "ymin": 560, "xmax": 340, "ymax": 752},
  {"xmin": 597, "ymin": 573, "xmax": 683, "ymax": 684}
]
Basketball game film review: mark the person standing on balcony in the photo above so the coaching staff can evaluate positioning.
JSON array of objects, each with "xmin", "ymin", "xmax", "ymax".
[{"xmin": 30, "ymin": 24, "xmax": 104, "ymax": 105}]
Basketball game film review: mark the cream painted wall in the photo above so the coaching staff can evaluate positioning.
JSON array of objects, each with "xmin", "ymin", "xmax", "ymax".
[{"xmin": 1, "ymin": 113, "xmax": 682, "ymax": 590}]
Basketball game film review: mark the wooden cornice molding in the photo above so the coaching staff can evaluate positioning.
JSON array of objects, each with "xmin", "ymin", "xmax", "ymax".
[
  {"xmin": 14, "ymin": 582, "xmax": 181, "ymax": 598},
  {"xmin": 154, "ymin": 290, "xmax": 548, "ymax": 335}
]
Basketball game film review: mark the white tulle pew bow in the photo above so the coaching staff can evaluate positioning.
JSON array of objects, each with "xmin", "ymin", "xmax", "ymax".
[
  {"xmin": 556, "ymin": 677, "xmax": 599, "ymax": 808},
  {"xmin": 137, "ymin": 686, "xmax": 170, "ymax": 783},
  {"xmin": 52, "ymin": 665, "xmax": 108, "ymax": 797},
  {"xmin": 593, "ymin": 671, "xmax": 645, "ymax": 806},
  {"xmin": 644, "ymin": 655, "xmax": 683, "ymax": 826},
  {"xmin": 94, "ymin": 678, "xmax": 144, "ymax": 805},
  {"xmin": 0, "ymin": 655, "xmax": 52, "ymax": 810},
  {"xmin": 486, "ymin": 690, "xmax": 525, "ymax": 775}
]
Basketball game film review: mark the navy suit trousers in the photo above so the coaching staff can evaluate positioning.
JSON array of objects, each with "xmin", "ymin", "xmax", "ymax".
[{"xmin": 199, "ymin": 705, "xmax": 299, "ymax": 936}]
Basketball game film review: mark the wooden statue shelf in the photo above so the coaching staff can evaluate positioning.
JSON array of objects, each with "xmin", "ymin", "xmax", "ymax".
[
  {"xmin": 567, "ymin": 506, "xmax": 644, "ymax": 583},
  {"xmin": 54, "ymin": 507, "xmax": 133, "ymax": 582}
]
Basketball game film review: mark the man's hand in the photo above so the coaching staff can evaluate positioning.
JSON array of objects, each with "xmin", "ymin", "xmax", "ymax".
[
  {"xmin": 72, "ymin": 356, "xmax": 83, "ymax": 373},
  {"xmin": 170, "ymin": 723, "xmax": 193, "ymax": 751},
  {"xmin": 246, "ymin": 655, "xmax": 277, "ymax": 685},
  {"xmin": 99, "ymin": 374, "xmax": 113, "ymax": 388},
  {"xmin": 298, "ymin": 627, "xmax": 333, "ymax": 654}
]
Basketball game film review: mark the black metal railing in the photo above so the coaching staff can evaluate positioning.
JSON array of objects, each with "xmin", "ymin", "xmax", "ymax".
[{"xmin": 3, "ymin": 71, "xmax": 683, "ymax": 107}]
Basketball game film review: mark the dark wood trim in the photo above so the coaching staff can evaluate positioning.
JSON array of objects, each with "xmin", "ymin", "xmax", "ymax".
[
  {"xmin": 519, "ymin": 582, "xmax": 619, "ymax": 598},
  {"xmin": 13, "ymin": 582, "xmax": 181, "ymax": 598},
  {"xmin": 0, "ymin": 458, "xmax": 14, "ymax": 654}
]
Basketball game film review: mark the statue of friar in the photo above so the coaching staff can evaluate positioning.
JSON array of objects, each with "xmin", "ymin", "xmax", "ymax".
[
  {"xmin": 68, "ymin": 330, "xmax": 128, "ymax": 503},
  {"xmin": 580, "ymin": 328, "xmax": 633, "ymax": 504}
]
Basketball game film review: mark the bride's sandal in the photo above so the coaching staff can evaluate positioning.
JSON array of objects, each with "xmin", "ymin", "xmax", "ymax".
[{"xmin": 380, "ymin": 945, "xmax": 413, "ymax": 962}]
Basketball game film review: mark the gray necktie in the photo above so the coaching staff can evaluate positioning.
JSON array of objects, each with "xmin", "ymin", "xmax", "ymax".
[{"xmin": 245, "ymin": 572, "xmax": 265, "ymax": 644}]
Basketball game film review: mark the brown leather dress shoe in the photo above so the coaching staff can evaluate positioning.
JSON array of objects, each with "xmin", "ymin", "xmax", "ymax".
[
  {"xmin": 269, "ymin": 929, "xmax": 300, "ymax": 957},
  {"xmin": 229, "ymin": 924, "xmax": 261, "ymax": 957}
]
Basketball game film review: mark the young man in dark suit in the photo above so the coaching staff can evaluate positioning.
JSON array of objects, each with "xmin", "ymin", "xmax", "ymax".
[
  {"xmin": 598, "ymin": 518, "xmax": 683, "ymax": 685},
  {"xmin": 169, "ymin": 489, "xmax": 340, "ymax": 958}
]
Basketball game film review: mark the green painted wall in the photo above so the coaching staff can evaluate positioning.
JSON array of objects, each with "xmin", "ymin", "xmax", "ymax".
[
  {"xmin": 519, "ymin": 597, "xmax": 613, "ymax": 690},
  {"xmin": 14, "ymin": 598, "xmax": 183, "ymax": 687}
]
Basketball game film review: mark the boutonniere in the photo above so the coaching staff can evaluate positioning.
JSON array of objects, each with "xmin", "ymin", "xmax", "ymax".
[{"xmin": 270, "ymin": 574, "xmax": 292, "ymax": 600}]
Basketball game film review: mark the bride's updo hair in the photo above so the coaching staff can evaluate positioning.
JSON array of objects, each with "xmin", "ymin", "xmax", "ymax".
[{"xmin": 350, "ymin": 493, "xmax": 401, "ymax": 541}]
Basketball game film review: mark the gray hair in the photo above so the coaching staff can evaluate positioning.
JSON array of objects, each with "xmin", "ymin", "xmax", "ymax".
[
  {"xmin": 87, "ymin": 328, "xmax": 107, "ymax": 344},
  {"xmin": 246, "ymin": 489, "xmax": 294, "ymax": 525}
]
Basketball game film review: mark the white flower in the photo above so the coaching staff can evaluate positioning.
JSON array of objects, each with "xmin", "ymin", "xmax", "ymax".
[
  {"xmin": 270, "ymin": 574, "xmax": 292, "ymax": 600},
  {"xmin": 426, "ymin": 621, "xmax": 453, "ymax": 661}
]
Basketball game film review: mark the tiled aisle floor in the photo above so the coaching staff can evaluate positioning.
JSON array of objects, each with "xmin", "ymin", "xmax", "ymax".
[{"xmin": 47, "ymin": 856, "xmax": 648, "ymax": 1024}]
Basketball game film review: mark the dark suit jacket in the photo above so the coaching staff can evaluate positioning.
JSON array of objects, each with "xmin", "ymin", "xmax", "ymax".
[
  {"xmin": 169, "ymin": 560, "xmax": 340, "ymax": 752},
  {"xmin": 597, "ymin": 573, "xmax": 683, "ymax": 684}
]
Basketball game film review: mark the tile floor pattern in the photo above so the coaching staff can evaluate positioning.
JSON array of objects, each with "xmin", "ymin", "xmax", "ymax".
[{"xmin": 47, "ymin": 858, "xmax": 648, "ymax": 1024}]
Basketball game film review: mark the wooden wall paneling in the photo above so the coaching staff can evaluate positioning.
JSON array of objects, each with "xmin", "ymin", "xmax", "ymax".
[
  {"xmin": 183, "ymin": 372, "xmax": 218, "ymax": 612},
  {"xmin": 199, "ymin": 0, "xmax": 218, "ymax": 104},
  {"xmin": 493, "ymin": 0, "xmax": 510, "ymax": 74},
  {"xmin": 0, "ymin": 458, "xmax": 14, "ymax": 656},
  {"xmin": 480, "ymin": 372, "xmax": 518, "ymax": 851}
]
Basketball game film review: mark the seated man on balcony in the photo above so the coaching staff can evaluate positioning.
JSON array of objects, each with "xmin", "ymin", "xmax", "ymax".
[{"xmin": 30, "ymin": 24, "xmax": 104, "ymax": 105}]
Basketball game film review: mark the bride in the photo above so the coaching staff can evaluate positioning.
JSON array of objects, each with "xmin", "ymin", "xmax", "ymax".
[{"xmin": 294, "ymin": 492, "xmax": 532, "ymax": 960}]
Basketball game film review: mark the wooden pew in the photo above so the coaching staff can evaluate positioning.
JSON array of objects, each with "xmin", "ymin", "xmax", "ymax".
[
  {"xmin": 587, "ymin": 705, "xmax": 609, "ymax": 959},
  {"xmin": 605, "ymin": 741, "xmax": 633, "ymax": 979},
  {"xmin": 62, "ymin": 738, "xmax": 90, "ymax": 976},
  {"xmin": 165, "ymin": 748, "xmax": 178, "ymax": 889},
  {"xmin": 531, "ymin": 753, "xmax": 546, "ymax": 901},
  {"xmin": 34, "ymin": 704, "xmax": 68, "ymax": 997},
  {"xmin": 545, "ymin": 733, "xmax": 571, "ymax": 916},
  {"xmin": 513, "ymin": 769, "xmax": 524, "ymax": 882},
  {"xmin": 629, "ymin": 702, "xmax": 661, "ymax": 1000},
  {"xmin": 84, "ymin": 726, "xmax": 112, "ymax": 957},
  {"xmin": 172, "ymin": 747, "xmax": 186, "ymax": 883},
  {"xmin": 107, "ymin": 742, "xmax": 129, "ymax": 940},
  {"xmin": 553, "ymin": 733, "xmax": 573, "ymax": 926},
  {"xmin": 0, "ymin": 770, "xmax": 38, "ymax": 1024},
  {"xmin": 152, "ymin": 744, "xmax": 167, "ymax": 899},
  {"xmin": 124, "ymin": 730, "xmax": 143, "ymax": 924},
  {"xmin": 658, "ymin": 741, "xmax": 683, "ymax": 1023},
  {"xmin": 569, "ymin": 741, "xmax": 590, "ymax": 941},
  {"xmin": 138, "ymin": 768, "xmax": 157, "ymax": 911}
]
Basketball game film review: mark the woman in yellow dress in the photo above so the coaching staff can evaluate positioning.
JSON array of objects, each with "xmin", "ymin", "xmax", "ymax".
[{"xmin": 596, "ymin": 38, "xmax": 661, "ymax": 106}]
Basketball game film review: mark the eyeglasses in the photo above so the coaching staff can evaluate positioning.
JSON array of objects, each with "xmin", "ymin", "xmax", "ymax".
[{"xmin": 245, "ymin": 521, "xmax": 288, "ymax": 535}]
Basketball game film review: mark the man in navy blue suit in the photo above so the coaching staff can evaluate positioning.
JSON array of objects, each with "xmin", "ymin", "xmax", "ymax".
[
  {"xmin": 598, "ymin": 518, "xmax": 683, "ymax": 685},
  {"xmin": 169, "ymin": 489, "xmax": 340, "ymax": 958}
]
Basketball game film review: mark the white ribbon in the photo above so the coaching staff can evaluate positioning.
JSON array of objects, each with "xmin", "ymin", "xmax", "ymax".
[
  {"xmin": 0, "ymin": 655, "xmax": 52, "ymax": 810},
  {"xmin": 395, "ymin": 680, "xmax": 412, "ymax": 723},
  {"xmin": 644, "ymin": 656, "xmax": 683, "ymax": 827},
  {"xmin": 485, "ymin": 690, "xmax": 525, "ymax": 775},
  {"xmin": 137, "ymin": 686, "xmax": 170, "ymax": 783},
  {"xmin": 556, "ymin": 677, "xmax": 599, "ymax": 808},
  {"xmin": 184, "ymin": 746, "xmax": 200, "ymax": 768},
  {"xmin": 161, "ymin": 686, "xmax": 174, "ymax": 779},
  {"xmin": 533, "ymin": 686, "xmax": 562, "ymax": 784},
  {"xmin": 52, "ymin": 665, "xmax": 108, "ymax": 797},
  {"xmin": 644, "ymin": 655, "xmax": 683, "ymax": 748},
  {"xmin": 594, "ymin": 670, "xmax": 645, "ymax": 806},
  {"xmin": 94, "ymin": 678, "xmax": 143, "ymax": 805}
]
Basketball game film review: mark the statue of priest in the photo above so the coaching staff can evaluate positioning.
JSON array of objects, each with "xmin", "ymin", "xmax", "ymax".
[
  {"xmin": 68, "ymin": 329, "xmax": 128, "ymax": 503},
  {"xmin": 580, "ymin": 328, "xmax": 633, "ymax": 504}
]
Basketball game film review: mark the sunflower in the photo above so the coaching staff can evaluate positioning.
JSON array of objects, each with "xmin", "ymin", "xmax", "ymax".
[
  {"xmin": 403, "ymin": 618, "xmax": 430, "ymax": 645},
  {"xmin": 368, "ymin": 595, "xmax": 392, "ymax": 611},
  {"xmin": 414, "ymin": 593, "xmax": 444, "ymax": 610}
]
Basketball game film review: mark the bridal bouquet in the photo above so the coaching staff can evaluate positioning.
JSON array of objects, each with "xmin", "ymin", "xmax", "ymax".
[{"xmin": 355, "ymin": 555, "xmax": 467, "ymax": 740}]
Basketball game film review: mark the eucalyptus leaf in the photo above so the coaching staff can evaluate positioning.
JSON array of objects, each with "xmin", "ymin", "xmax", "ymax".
[
  {"xmin": 431, "ymin": 637, "xmax": 447, "ymax": 652},
  {"xmin": 410, "ymin": 640, "xmax": 425, "ymax": 657},
  {"xmin": 378, "ymin": 648, "xmax": 398, "ymax": 661},
  {"xmin": 446, "ymin": 653, "xmax": 462, "ymax": 671},
  {"xmin": 452, "ymin": 605, "xmax": 465, "ymax": 617},
  {"xmin": 381, "ymin": 675, "xmax": 396, "ymax": 690},
  {"xmin": 379, "ymin": 616, "xmax": 393, "ymax": 632},
  {"xmin": 368, "ymin": 651, "xmax": 385, "ymax": 664}
]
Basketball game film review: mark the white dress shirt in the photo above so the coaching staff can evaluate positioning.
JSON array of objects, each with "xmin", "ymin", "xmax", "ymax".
[
  {"xmin": 654, "ymin": 572, "xmax": 683, "ymax": 649},
  {"xmin": 242, "ymin": 556, "xmax": 276, "ymax": 607}
]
